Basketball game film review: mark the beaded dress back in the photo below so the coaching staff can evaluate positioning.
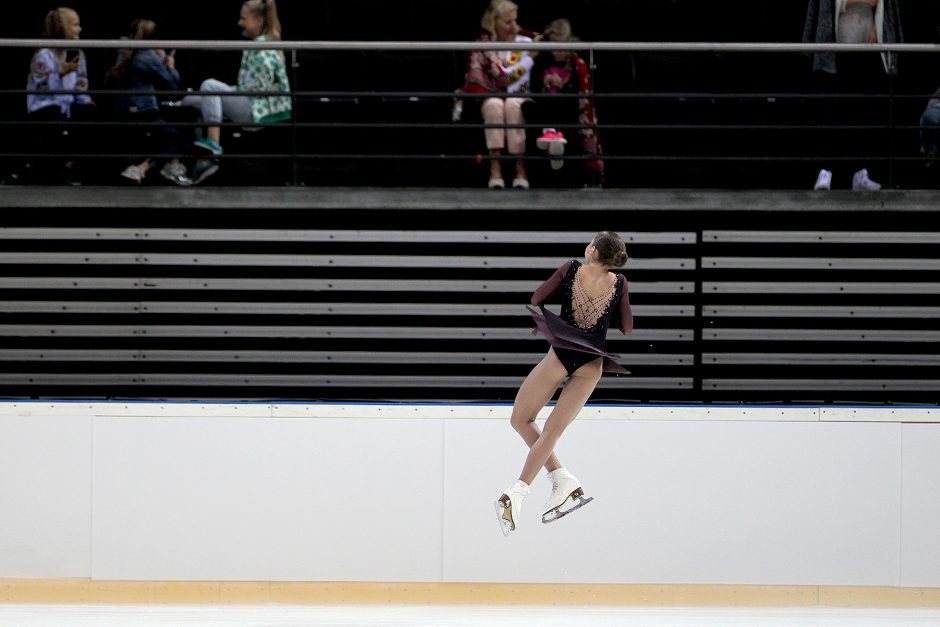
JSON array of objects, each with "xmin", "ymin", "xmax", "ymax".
[
  {"xmin": 559, "ymin": 262, "xmax": 621, "ymax": 337},
  {"xmin": 527, "ymin": 259, "xmax": 631, "ymax": 375},
  {"xmin": 571, "ymin": 268, "xmax": 616, "ymax": 330}
]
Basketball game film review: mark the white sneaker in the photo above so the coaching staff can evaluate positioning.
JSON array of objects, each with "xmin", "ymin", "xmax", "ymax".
[
  {"xmin": 852, "ymin": 168, "xmax": 881, "ymax": 191},
  {"xmin": 542, "ymin": 467, "xmax": 593, "ymax": 524},
  {"xmin": 120, "ymin": 164, "xmax": 145, "ymax": 184},
  {"xmin": 160, "ymin": 161, "xmax": 192, "ymax": 186},
  {"xmin": 495, "ymin": 479, "xmax": 529, "ymax": 536},
  {"xmin": 813, "ymin": 168, "xmax": 832, "ymax": 190}
]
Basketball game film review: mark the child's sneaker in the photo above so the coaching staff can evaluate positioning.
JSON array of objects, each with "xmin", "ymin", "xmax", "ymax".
[
  {"xmin": 852, "ymin": 168, "xmax": 881, "ymax": 191},
  {"xmin": 160, "ymin": 161, "xmax": 192, "ymax": 186},
  {"xmin": 194, "ymin": 137, "xmax": 224, "ymax": 156},
  {"xmin": 813, "ymin": 168, "xmax": 832, "ymax": 190},
  {"xmin": 536, "ymin": 128, "xmax": 567, "ymax": 150},
  {"xmin": 191, "ymin": 160, "xmax": 220, "ymax": 185},
  {"xmin": 120, "ymin": 164, "xmax": 145, "ymax": 184},
  {"xmin": 536, "ymin": 129, "xmax": 567, "ymax": 170}
]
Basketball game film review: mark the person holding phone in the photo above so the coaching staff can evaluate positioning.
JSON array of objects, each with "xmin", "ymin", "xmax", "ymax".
[
  {"xmin": 25, "ymin": 7, "xmax": 95, "ymax": 184},
  {"xmin": 107, "ymin": 19, "xmax": 192, "ymax": 185}
]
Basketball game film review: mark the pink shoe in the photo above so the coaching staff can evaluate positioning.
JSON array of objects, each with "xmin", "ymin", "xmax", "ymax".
[
  {"xmin": 536, "ymin": 129, "xmax": 567, "ymax": 150},
  {"xmin": 537, "ymin": 129, "xmax": 567, "ymax": 170}
]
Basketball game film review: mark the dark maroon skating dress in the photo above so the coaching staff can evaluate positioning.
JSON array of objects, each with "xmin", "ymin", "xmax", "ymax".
[{"xmin": 527, "ymin": 259, "xmax": 633, "ymax": 376}]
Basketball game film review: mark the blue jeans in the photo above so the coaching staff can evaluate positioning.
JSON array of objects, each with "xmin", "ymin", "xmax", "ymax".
[{"xmin": 920, "ymin": 104, "xmax": 940, "ymax": 155}]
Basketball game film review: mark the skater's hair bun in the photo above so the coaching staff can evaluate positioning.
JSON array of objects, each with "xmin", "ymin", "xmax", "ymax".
[{"xmin": 593, "ymin": 231, "xmax": 628, "ymax": 267}]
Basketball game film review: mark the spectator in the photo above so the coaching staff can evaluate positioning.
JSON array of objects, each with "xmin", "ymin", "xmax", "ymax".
[
  {"xmin": 523, "ymin": 18, "xmax": 605, "ymax": 188},
  {"xmin": 920, "ymin": 83, "xmax": 940, "ymax": 162},
  {"xmin": 25, "ymin": 7, "xmax": 95, "ymax": 184},
  {"xmin": 803, "ymin": 0, "xmax": 903, "ymax": 191},
  {"xmin": 182, "ymin": 0, "xmax": 292, "ymax": 184},
  {"xmin": 459, "ymin": 0, "xmax": 540, "ymax": 189},
  {"xmin": 107, "ymin": 19, "xmax": 192, "ymax": 185}
]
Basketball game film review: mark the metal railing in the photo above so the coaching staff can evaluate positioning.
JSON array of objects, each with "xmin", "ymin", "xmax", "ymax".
[{"xmin": 1, "ymin": 39, "xmax": 939, "ymax": 189}]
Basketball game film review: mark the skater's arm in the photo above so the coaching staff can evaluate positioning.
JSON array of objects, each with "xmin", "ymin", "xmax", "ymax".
[
  {"xmin": 530, "ymin": 260, "xmax": 573, "ymax": 306},
  {"xmin": 614, "ymin": 277, "xmax": 634, "ymax": 334}
]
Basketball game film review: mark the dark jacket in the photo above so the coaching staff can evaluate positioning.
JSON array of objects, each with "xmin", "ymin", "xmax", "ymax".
[{"xmin": 113, "ymin": 49, "xmax": 180, "ymax": 114}]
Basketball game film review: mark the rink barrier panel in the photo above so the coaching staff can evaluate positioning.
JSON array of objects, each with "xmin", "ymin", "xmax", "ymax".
[{"xmin": 2, "ymin": 401, "xmax": 940, "ymax": 590}]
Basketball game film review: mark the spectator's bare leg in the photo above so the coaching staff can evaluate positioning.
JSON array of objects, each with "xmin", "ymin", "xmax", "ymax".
[{"xmin": 490, "ymin": 149, "xmax": 503, "ymax": 180}]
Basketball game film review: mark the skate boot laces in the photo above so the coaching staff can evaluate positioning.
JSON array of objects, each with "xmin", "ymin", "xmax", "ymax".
[{"xmin": 542, "ymin": 469, "xmax": 593, "ymax": 524}]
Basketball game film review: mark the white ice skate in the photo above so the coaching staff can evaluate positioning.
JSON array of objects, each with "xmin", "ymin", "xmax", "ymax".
[
  {"xmin": 542, "ymin": 467, "xmax": 593, "ymax": 524},
  {"xmin": 494, "ymin": 479, "xmax": 530, "ymax": 536}
]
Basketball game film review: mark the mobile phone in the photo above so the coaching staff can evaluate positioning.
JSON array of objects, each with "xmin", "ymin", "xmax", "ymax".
[{"xmin": 65, "ymin": 48, "xmax": 80, "ymax": 63}]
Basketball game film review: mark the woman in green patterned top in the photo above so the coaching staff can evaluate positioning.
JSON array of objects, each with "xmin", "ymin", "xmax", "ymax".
[{"xmin": 182, "ymin": 0, "xmax": 291, "ymax": 184}]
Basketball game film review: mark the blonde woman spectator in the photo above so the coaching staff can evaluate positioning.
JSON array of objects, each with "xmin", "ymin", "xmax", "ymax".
[
  {"xmin": 460, "ymin": 1, "xmax": 540, "ymax": 189},
  {"xmin": 182, "ymin": 0, "xmax": 292, "ymax": 184},
  {"xmin": 25, "ymin": 7, "xmax": 95, "ymax": 184}
]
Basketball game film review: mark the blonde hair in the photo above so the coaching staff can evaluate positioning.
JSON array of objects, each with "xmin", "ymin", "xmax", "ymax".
[
  {"xmin": 243, "ymin": 0, "xmax": 282, "ymax": 41},
  {"xmin": 544, "ymin": 18, "xmax": 574, "ymax": 42},
  {"xmin": 41, "ymin": 7, "xmax": 77, "ymax": 39},
  {"xmin": 480, "ymin": 0, "xmax": 518, "ymax": 39}
]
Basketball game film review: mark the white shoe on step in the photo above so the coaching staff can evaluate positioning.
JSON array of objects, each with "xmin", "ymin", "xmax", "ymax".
[
  {"xmin": 813, "ymin": 168, "xmax": 832, "ymax": 190},
  {"xmin": 852, "ymin": 168, "xmax": 881, "ymax": 191}
]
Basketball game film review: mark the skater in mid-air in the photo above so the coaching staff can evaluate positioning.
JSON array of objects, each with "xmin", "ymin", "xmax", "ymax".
[{"xmin": 496, "ymin": 231, "xmax": 633, "ymax": 536}]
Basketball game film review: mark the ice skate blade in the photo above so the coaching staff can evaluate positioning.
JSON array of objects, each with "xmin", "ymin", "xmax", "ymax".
[
  {"xmin": 542, "ymin": 494, "xmax": 593, "ymax": 524},
  {"xmin": 494, "ymin": 496, "xmax": 515, "ymax": 537}
]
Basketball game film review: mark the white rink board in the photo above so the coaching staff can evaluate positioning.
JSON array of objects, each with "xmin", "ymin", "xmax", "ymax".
[
  {"xmin": 900, "ymin": 424, "xmax": 940, "ymax": 587},
  {"xmin": 0, "ymin": 412, "xmax": 92, "ymax": 578},
  {"xmin": 445, "ymin": 420, "xmax": 901, "ymax": 585},
  {"xmin": 1, "ymin": 402, "xmax": 938, "ymax": 585},
  {"xmin": 92, "ymin": 417, "xmax": 443, "ymax": 581}
]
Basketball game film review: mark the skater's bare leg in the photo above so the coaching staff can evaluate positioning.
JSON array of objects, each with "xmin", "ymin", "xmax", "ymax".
[
  {"xmin": 510, "ymin": 350, "xmax": 567, "ymax": 473},
  {"xmin": 518, "ymin": 357, "xmax": 602, "ymax": 485}
]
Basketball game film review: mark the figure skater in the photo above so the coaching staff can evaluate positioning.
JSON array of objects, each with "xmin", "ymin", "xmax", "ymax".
[{"xmin": 496, "ymin": 231, "xmax": 633, "ymax": 536}]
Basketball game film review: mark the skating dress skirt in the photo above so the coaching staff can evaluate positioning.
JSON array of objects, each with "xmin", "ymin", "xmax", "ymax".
[{"xmin": 527, "ymin": 259, "xmax": 633, "ymax": 375}]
